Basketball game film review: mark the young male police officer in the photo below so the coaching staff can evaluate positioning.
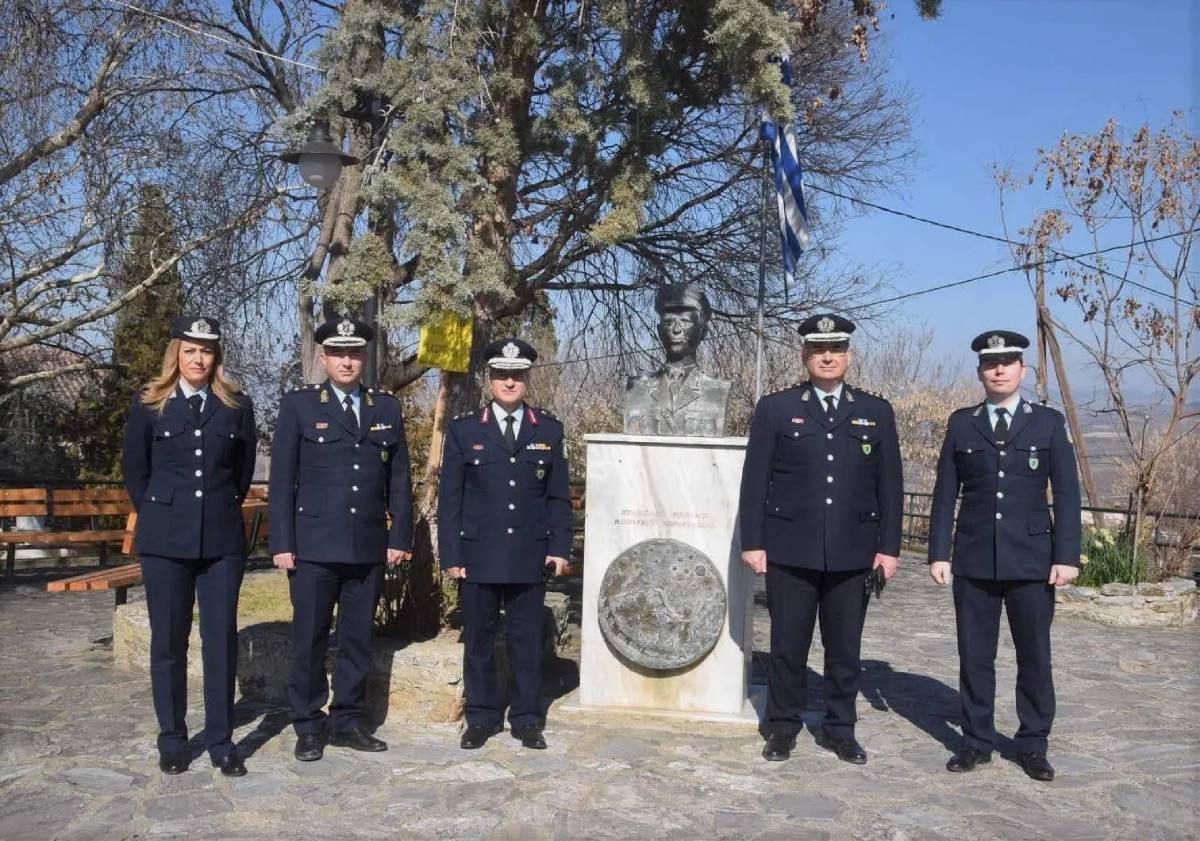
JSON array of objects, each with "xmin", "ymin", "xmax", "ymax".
[
  {"xmin": 269, "ymin": 317, "xmax": 413, "ymax": 761},
  {"xmin": 928, "ymin": 330, "xmax": 1081, "ymax": 781},
  {"xmin": 437, "ymin": 338, "xmax": 573, "ymax": 751},
  {"xmin": 739, "ymin": 314, "xmax": 903, "ymax": 764}
]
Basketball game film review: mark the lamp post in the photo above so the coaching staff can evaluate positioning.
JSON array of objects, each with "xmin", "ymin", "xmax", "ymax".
[{"xmin": 280, "ymin": 121, "xmax": 361, "ymax": 188}]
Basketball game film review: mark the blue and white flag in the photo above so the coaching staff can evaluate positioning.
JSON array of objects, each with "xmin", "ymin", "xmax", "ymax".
[{"xmin": 760, "ymin": 54, "xmax": 810, "ymax": 289}]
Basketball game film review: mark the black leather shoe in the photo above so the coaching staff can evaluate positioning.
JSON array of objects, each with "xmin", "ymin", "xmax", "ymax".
[
  {"xmin": 294, "ymin": 733, "xmax": 325, "ymax": 762},
  {"xmin": 510, "ymin": 726, "xmax": 547, "ymax": 750},
  {"xmin": 1015, "ymin": 751, "xmax": 1055, "ymax": 781},
  {"xmin": 762, "ymin": 734, "xmax": 795, "ymax": 762},
  {"xmin": 158, "ymin": 752, "xmax": 189, "ymax": 775},
  {"xmin": 329, "ymin": 726, "xmax": 388, "ymax": 752},
  {"xmin": 946, "ymin": 746, "xmax": 991, "ymax": 773},
  {"xmin": 460, "ymin": 724, "xmax": 502, "ymax": 750},
  {"xmin": 212, "ymin": 752, "xmax": 247, "ymax": 777},
  {"xmin": 815, "ymin": 731, "xmax": 868, "ymax": 765}
]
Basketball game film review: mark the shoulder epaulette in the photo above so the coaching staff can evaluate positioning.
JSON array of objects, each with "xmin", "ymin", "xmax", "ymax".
[
  {"xmin": 288, "ymin": 383, "xmax": 321, "ymax": 394},
  {"xmin": 767, "ymin": 382, "xmax": 804, "ymax": 397},
  {"xmin": 538, "ymin": 407, "xmax": 558, "ymax": 419},
  {"xmin": 849, "ymin": 384, "xmax": 887, "ymax": 400},
  {"xmin": 367, "ymin": 387, "xmax": 395, "ymax": 397},
  {"xmin": 452, "ymin": 410, "xmax": 477, "ymax": 421}
]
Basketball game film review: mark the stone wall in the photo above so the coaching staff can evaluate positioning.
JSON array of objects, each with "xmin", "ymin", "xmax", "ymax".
[
  {"xmin": 1055, "ymin": 578, "xmax": 1198, "ymax": 627},
  {"xmin": 113, "ymin": 589, "xmax": 577, "ymax": 724}
]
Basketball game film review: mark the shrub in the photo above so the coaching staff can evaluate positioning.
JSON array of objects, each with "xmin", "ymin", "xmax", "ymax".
[{"xmin": 1076, "ymin": 527, "xmax": 1149, "ymax": 587}]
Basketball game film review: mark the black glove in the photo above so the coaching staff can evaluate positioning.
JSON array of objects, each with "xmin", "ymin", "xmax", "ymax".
[{"xmin": 864, "ymin": 566, "xmax": 886, "ymax": 601}]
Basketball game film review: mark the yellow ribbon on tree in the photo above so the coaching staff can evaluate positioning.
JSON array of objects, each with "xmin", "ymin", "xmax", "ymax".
[{"xmin": 417, "ymin": 311, "xmax": 473, "ymax": 373}]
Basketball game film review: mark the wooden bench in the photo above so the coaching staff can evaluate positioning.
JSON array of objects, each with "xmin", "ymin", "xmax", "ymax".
[
  {"xmin": 44, "ymin": 489, "xmax": 271, "ymax": 606},
  {"xmin": 0, "ymin": 488, "xmax": 133, "ymax": 585}
]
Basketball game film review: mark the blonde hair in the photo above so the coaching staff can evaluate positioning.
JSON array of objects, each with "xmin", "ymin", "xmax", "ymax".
[{"xmin": 140, "ymin": 338, "xmax": 241, "ymax": 413}]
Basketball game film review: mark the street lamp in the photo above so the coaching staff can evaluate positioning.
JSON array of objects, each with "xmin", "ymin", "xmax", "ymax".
[{"xmin": 281, "ymin": 121, "xmax": 360, "ymax": 189}]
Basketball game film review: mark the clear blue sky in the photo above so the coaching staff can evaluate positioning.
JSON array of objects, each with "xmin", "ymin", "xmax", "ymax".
[{"xmin": 839, "ymin": 0, "xmax": 1197, "ymax": 400}]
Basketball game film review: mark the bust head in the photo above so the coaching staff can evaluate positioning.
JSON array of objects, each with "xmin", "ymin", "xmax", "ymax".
[{"xmin": 654, "ymin": 283, "xmax": 711, "ymax": 364}]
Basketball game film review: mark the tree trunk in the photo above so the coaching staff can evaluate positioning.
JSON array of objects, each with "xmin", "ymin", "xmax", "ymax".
[{"xmin": 1043, "ymin": 309, "xmax": 1105, "ymax": 530}]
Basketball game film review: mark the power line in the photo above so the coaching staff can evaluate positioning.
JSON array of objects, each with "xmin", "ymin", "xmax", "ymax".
[
  {"xmin": 105, "ymin": 0, "xmax": 323, "ymax": 72},
  {"xmin": 806, "ymin": 183, "xmax": 1197, "ymax": 307},
  {"xmin": 533, "ymin": 227, "xmax": 1200, "ymax": 370}
]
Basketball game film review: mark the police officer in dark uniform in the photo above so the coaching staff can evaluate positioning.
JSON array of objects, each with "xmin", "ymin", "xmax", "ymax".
[
  {"xmin": 929, "ymin": 330, "xmax": 1081, "ymax": 781},
  {"xmin": 269, "ymin": 317, "xmax": 413, "ymax": 761},
  {"xmin": 739, "ymin": 313, "xmax": 903, "ymax": 764},
  {"xmin": 122, "ymin": 316, "xmax": 256, "ymax": 776},
  {"xmin": 438, "ymin": 338, "xmax": 574, "ymax": 751}
]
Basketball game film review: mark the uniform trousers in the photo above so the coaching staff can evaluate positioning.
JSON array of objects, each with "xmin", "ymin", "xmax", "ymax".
[
  {"xmin": 140, "ymin": 553, "xmax": 244, "ymax": 761},
  {"xmin": 287, "ymin": 561, "xmax": 383, "ymax": 735},
  {"xmin": 461, "ymin": 580, "xmax": 546, "ymax": 730},
  {"xmin": 763, "ymin": 563, "xmax": 870, "ymax": 739},
  {"xmin": 953, "ymin": 576, "xmax": 1056, "ymax": 753}
]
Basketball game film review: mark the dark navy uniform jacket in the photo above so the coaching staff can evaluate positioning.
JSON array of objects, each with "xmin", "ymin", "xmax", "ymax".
[
  {"xmin": 437, "ymin": 404, "xmax": 573, "ymax": 584},
  {"xmin": 928, "ymin": 399, "xmax": 1081, "ymax": 580},
  {"xmin": 268, "ymin": 382, "xmax": 413, "ymax": 564},
  {"xmin": 739, "ymin": 382, "xmax": 903, "ymax": 571},
  {"xmin": 122, "ymin": 387, "xmax": 256, "ymax": 559}
]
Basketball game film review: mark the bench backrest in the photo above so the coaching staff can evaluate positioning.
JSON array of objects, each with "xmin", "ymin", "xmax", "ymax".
[
  {"xmin": 0, "ymin": 488, "xmax": 50, "ymax": 518},
  {"xmin": 51, "ymin": 488, "xmax": 133, "ymax": 517}
]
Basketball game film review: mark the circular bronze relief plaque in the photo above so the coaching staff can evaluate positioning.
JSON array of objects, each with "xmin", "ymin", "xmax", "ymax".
[{"xmin": 597, "ymin": 538, "xmax": 727, "ymax": 671}]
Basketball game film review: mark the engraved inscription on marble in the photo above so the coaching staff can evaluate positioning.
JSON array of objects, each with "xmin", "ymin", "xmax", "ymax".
[{"xmin": 597, "ymin": 538, "xmax": 727, "ymax": 671}]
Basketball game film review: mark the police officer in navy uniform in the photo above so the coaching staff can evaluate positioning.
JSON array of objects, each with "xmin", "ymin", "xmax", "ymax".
[
  {"xmin": 929, "ymin": 330, "xmax": 1081, "ymax": 782},
  {"xmin": 438, "ymin": 338, "xmax": 573, "ymax": 751},
  {"xmin": 739, "ymin": 313, "xmax": 903, "ymax": 764},
  {"xmin": 122, "ymin": 316, "xmax": 256, "ymax": 777},
  {"xmin": 269, "ymin": 317, "xmax": 413, "ymax": 761}
]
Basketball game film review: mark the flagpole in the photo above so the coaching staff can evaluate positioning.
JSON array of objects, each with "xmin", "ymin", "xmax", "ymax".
[{"xmin": 754, "ymin": 132, "xmax": 771, "ymax": 402}]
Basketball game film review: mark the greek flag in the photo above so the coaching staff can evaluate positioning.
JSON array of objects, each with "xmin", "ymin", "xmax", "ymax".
[{"xmin": 760, "ymin": 55, "xmax": 810, "ymax": 288}]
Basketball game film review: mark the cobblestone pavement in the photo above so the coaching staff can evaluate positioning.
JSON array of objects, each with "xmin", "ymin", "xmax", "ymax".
[{"xmin": 1, "ymin": 554, "xmax": 1196, "ymax": 841}]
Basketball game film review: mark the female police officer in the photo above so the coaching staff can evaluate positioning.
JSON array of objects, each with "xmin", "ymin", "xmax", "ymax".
[{"xmin": 122, "ymin": 317, "xmax": 257, "ymax": 777}]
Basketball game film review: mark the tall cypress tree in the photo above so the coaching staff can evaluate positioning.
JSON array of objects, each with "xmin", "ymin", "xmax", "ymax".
[{"xmin": 75, "ymin": 185, "xmax": 185, "ymax": 478}]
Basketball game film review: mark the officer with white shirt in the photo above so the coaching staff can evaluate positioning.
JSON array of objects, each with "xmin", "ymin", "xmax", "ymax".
[
  {"xmin": 739, "ymin": 313, "xmax": 904, "ymax": 764},
  {"xmin": 437, "ymin": 338, "xmax": 573, "ymax": 751},
  {"xmin": 269, "ymin": 317, "xmax": 413, "ymax": 761},
  {"xmin": 928, "ymin": 330, "xmax": 1081, "ymax": 781},
  {"xmin": 122, "ymin": 316, "xmax": 256, "ymax": 776}
]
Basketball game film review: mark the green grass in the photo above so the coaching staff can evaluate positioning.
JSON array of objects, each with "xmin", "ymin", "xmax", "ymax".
[{"xmin": 1076, "ymin": 528, "xmax": 1148, "ymax": 587}]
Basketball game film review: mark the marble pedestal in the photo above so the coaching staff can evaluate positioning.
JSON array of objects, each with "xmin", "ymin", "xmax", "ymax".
[{"xmin": 578, "ymin": 433, "xmax": 755, "ymax": 721}]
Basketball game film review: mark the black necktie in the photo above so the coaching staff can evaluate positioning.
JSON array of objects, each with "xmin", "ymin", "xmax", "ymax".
[
  {"xmin": 343, "ymin": 394, "xmax": 358, "ymax": 434},
  {"xmin": 188, "ymin": 394, "xmax": 203, "ymax": 416},
  {"xmin": 824, "ymin": 394, "xmax": 836, "ymax": 418},
  {"xmin": 504, "ymin": 415, "xmax": 517, "ymax": 451},
  {"xmin": 994, "ymin": 407, "xmax": 1009, "ymax": 445}
]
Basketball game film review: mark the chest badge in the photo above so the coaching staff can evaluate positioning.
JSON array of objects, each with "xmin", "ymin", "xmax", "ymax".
[
  {"xmin": 791, "ymin": 417, "xmax": 804, "ymax": 424},
  {"xmin": 1028, "ymin": 446, "xmax": 1038, "ymax": 470},
  {"xmin": 536, "ymin": 468, "xmax": 546, "ymax": 480},
  {"xmin": 861, "ymin": 442, "xmax": 872, "ymax": 455},
  {"xmin": 314, "ymin": 422, "xmax": 329, "ymax": 430},
  {"xmin": 471, "ymin": 443, "xmax": 485, "ymax": 451},
  {"xmin": 381, "ymin": 451, "xmax": 390, "ymax": 463}
]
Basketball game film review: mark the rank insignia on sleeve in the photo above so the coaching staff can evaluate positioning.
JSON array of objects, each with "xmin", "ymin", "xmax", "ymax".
[{"xmin": 315, "ymin": 422, "xmax": 329, "ymax": 430}]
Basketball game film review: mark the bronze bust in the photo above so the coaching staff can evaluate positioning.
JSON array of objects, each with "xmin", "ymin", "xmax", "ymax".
[{"xmin": 624, "ymin": 283, "xmax": 731, "ymax": 437}]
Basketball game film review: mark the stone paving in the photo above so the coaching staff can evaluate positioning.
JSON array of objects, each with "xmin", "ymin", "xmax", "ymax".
[{"xmin": 1, "ymin": 553, "xmax": 1197, "ymax": 841}]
